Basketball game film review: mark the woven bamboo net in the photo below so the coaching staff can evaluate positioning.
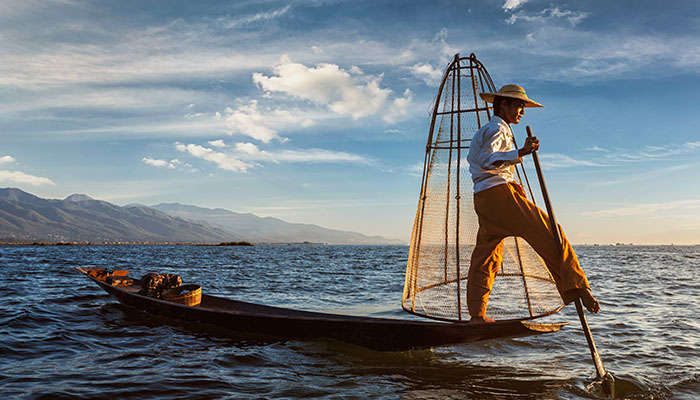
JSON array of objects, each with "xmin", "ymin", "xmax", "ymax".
[{"xmin": 402, "ymin": 54, "xmax": 564, "ymax": 322}]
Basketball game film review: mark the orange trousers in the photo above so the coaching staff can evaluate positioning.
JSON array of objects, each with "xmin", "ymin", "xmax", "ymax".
[{"xmin": 467, "ymin": 182, "xmax": 590, "ymax": 317}]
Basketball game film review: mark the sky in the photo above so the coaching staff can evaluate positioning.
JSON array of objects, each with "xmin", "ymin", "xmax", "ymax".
[{"xmin": 2, "ymin": 0, "xmax": 700, "ymax": 245}]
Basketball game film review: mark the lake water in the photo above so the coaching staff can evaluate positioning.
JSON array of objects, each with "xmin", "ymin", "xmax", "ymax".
[{"xmin": 1, "ymin": 244, "xmax": 698, "ymax": 399}]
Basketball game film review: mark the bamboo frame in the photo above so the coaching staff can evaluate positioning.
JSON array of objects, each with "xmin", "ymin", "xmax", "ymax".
[{"xmin": 402, "ymin": 53, "xmax": 562, "ymax": 323}]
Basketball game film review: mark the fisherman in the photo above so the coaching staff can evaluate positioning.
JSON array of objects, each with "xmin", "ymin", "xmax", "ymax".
[{"xmin": 466, "ymin": 84, "xmax": 600, "ymax": 323}]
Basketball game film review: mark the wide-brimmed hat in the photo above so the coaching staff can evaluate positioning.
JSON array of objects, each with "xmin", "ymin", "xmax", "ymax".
[{"xmin": 479, "ymin": 84, "xmax": 543, "ymax": 108}]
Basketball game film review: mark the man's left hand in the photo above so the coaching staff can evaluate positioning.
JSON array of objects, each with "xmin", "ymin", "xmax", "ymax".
[{"xmin": 518, "ymin": 136, "xmax": 540, "ymax": 157}]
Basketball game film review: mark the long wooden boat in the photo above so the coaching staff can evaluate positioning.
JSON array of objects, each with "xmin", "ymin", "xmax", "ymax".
[{"xmin": 77, "ymin": 267, "xmax": 566, "ymax": 351}]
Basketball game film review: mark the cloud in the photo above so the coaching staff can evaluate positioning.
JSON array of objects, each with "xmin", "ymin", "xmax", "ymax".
[
  {"xmin": 384, "ymin": 89, "xmax": 414, "ymax": 124},
  {"xmin": 247, "ymin": 56, "xmax": 418, "ymax": 126},
  {"xmin": 234, "ymin": 142, "xmax": 271, "ymax": 158},
  {"xmin": 142, "ymin": 157, "xmax": 176, "ymax": 169},
  {"xmin": 0, "ymin": 170, "xmax": 54, "ymax": 186},
  {"xmin": 525, "ymin": 32, "xmax": 536, "ymax": 44},
  {"xmin": 216, "ymin": 4, "xmax": 291, "ymax": 29},
  {"xmin": 0, "ymin": 16, "xmax": 423, "ymax": 94},
  {"xmin": 531, "ymin": 141, "xmax": 700, "ymax": 171},
  {"xmin": 252, "ymin": 56, "xmax": 391, "ymax": 119},
  {"xmin": 406, "ymin": 162, "xmax": 425, "ymax": 177},
  {"xmin": 224, "ymin": 100, "xmax": 285, "ymax": 143},
  {"xmin": 592, "ymin": 141, "xmax": 700, "ymax": 162},
  {"xmin": 503, "ymin": 0, "xmax": 528, "ymax": 11},
  {"xmin": 2, "ymin": 1, "xmax": 698, "ymax": 100},
  {"xmin": 0, "ymin": 155, "xmax": 54, "ymax": 186},
  {"xmin": 584, "ymin": 199, "xmax": 700, "ymax": 217},
  {"xmin": 272, "ymin": 148, "xmax": 373, "ymax": 164},
  {"xmin": 506, "ymin": 6, "xmax": 589, "ymax": 26},
  {"xmin": 0, "ymin": 43, "xmax": 245, "ymax": 91},
  {"xmin": 430, "ymin": 28, "xmax": 460, "ymax": 66},
  {"xmin": 175, "ymin": 142, "xmax": 253, "ymax": 172},
  {"xmin": 51, "ymin": 119, "xmax": 226, "ymax": 140},
  {"xmin": 2, "ymin": 86, "xmax": 230, "ymax": 134},
  {"xmin": 223, "ymin": 101, "xmax": 314, "ymax": 143},
  {"xmin": 585, "ymin": 146, "xmax": 611, "ymax": 153},
  {"xmin": 273, "ymin": 109, "xmax": 314, "ymax": 128},
  {"xmin": 0, "ymin": 8, "xmax": 298, "ymax": 92},
  {"xmin": 531, "ymin": 25, "xmax": 699, "ymax": 82},
  {"xmin": 409, "ymin": 62, "xmax": 443, "ymax": 85},
  {"xmin": 234, "ymin": 142, "xmax": 372, "ymax": 165},
  {"xmin": 626, "ymin": 141, "xmax": 700, "ymax": 159},
  {"xmin": 538, "ymin": 153, "xmax": 606, "ymax": 168},
  {"xmin": 208, "ymin": 139, "xmax": 227, "ymax": 148},
  {"xmin": 142, "ymin": 157, "xmax": 192, "ymax": 170},
  {"xmin": 174, "ymin": 140, "xmax": 373, "ymax": 172}
]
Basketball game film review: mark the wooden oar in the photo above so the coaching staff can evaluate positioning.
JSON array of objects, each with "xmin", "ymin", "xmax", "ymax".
[{"xmin": 525, "ymin": 125, "xmax": 614, "ymax": 396}]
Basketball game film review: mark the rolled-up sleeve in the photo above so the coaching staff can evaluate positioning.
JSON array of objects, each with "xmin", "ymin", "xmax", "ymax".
[
  {"xmin": 468, "ymin": 116, "xmax": 521, "ymax": 193},
  {"xmin": 479, "ymin": 126, "xmax": 521, "ymax": 170}
]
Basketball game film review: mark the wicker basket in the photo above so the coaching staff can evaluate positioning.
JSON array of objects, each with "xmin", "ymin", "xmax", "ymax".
[{"xmin": 163, "ymin": 284, "xmax": 202, "ymax": 306}]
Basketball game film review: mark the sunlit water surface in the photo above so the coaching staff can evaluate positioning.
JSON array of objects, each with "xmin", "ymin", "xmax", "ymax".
[{"xmin": 1, "ymin": 244, "xmax": 698, "ymax": 399}]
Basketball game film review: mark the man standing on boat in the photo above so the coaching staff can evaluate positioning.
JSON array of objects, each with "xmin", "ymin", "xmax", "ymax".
[{"xmin": 466, "ymin": 84, "xmax": 600, "ymax": 323}]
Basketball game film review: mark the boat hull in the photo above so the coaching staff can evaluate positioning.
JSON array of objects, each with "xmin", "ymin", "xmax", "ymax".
[{"xmin": 78, "ymin": 268, "xmax": 566, "ymax": 351}]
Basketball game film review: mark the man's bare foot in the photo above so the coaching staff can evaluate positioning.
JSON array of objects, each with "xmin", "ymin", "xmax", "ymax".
[
  {"xmin": 469, "ymin": 316, "xmax": 495, "ymax": 323},
  {"xmin": 580, "ymin": 288, "xmax": 601, "ymax": 313}
]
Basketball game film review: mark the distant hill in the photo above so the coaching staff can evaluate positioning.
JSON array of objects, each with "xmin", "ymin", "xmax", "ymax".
[
  {"xmin": 150, "ymin": 203, "xmax": 404, "ymax": 245},
  {"xmin": 0, "ymin": 188, "xmax": 234, "ymax": 243},
  {"xmin": 0, "ymin": 188, "xmax": 402, "ymax": 245}
]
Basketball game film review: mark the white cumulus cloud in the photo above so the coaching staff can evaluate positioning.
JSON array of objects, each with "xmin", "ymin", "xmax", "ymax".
[
  {"xmin": 273, "ymin": 109, "xmax": 314, "ymax": 128},
  {"xmin": 252, "ymin": 56, "xmax": 391, "ymax": 120},
  {"xmin": 223, "ymin": 100, "xmax": 317, "ymax": 143},
  {"xmin": 384, "ymin": 89, "xmax": 414, "ymax": 124},
  {"xmin": 208, "ymin": 139, "xmax": 227, "ymax": 148},
  {"xmin": 0, "ymin": 170, "xmax": 54, "ymax": 186},
  {"xmin": 234, "ymin": 142, "xmax": 272, "ymax": 158},
  {"xmin": 409, "ymin": 63, "xmax": 443, "ymax": 85},
  {"xmin": 224, "ymin": 100, "xmax": 282, "ymax": 143},
  {"xmin": 142, "ymin": 157, "xmax": 176, "ymax": 169},
  {"xmin": 0, "ymin": 155, "xmax": 16, "ymax": 164},
  {"xmin": 503, "ymin": 0, "xmax": 528, "ymax": 11}
]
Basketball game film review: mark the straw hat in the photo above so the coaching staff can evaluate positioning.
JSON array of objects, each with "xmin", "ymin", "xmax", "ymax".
[{"xmin": 479, "ymin": 84, "xmax": 543, "ymax": 108}]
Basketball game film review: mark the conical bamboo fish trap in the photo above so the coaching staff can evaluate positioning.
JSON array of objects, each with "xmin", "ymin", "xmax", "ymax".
[{"xmin": 402, "ymin": 54, "xmax": 564, "ymax": 322}]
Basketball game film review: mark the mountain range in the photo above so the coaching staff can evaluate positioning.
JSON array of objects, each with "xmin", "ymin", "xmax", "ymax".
[
  {"xmin": 0, "ymin": 188, "xmax": 402, "ymax": 245},
  {"xmin": 149, "ymin": 202, "xmax": 401, "ymax": 245}
]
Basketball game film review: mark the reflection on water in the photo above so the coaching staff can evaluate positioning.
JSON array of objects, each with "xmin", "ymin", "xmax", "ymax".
[{"xmin": 0, "ymin": 244, "xmax": 698, "ymax": 399}]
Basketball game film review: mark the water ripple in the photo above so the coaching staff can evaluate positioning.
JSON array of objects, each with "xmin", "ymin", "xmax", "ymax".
[{"xmin": 0, "ymin": 244, "xmax": 698, "ymax": 399}]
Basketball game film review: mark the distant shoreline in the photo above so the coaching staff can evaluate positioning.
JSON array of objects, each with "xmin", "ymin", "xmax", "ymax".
[
  {"xmin": 0, "ymin": 241, "xmax": 385, "ymax": 246},
  {"xmin": 0, "ymin": 241, "xmax": 695, "ymax": 247},
  {"xmin": 0, "ymin": 241, "xmax": 258, "ymax": 246}
]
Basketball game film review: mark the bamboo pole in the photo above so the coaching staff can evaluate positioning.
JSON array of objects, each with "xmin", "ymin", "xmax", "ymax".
[
  {"xmin": 455, "ymin": 57, "xmax": 463, "ymax": 321},
  {"xmin": 525, "ymin": 125, "xmax": 614, "ymax": 396}
]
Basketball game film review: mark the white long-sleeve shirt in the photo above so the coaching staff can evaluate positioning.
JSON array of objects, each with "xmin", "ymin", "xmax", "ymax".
[{"xmin": 467, "ymin": 116, "xmax": 522, "ymax": 194}]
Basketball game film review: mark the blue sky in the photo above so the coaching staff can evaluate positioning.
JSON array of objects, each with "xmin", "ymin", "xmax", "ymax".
[{"xmin": 2, "ymin": 0, "xmax": 700, "ymax": 244}]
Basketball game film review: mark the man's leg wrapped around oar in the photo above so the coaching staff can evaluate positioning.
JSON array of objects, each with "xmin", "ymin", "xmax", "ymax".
[{"xmin": 466, "ymin": 182, "xmax": 596, "ymax": 320}]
